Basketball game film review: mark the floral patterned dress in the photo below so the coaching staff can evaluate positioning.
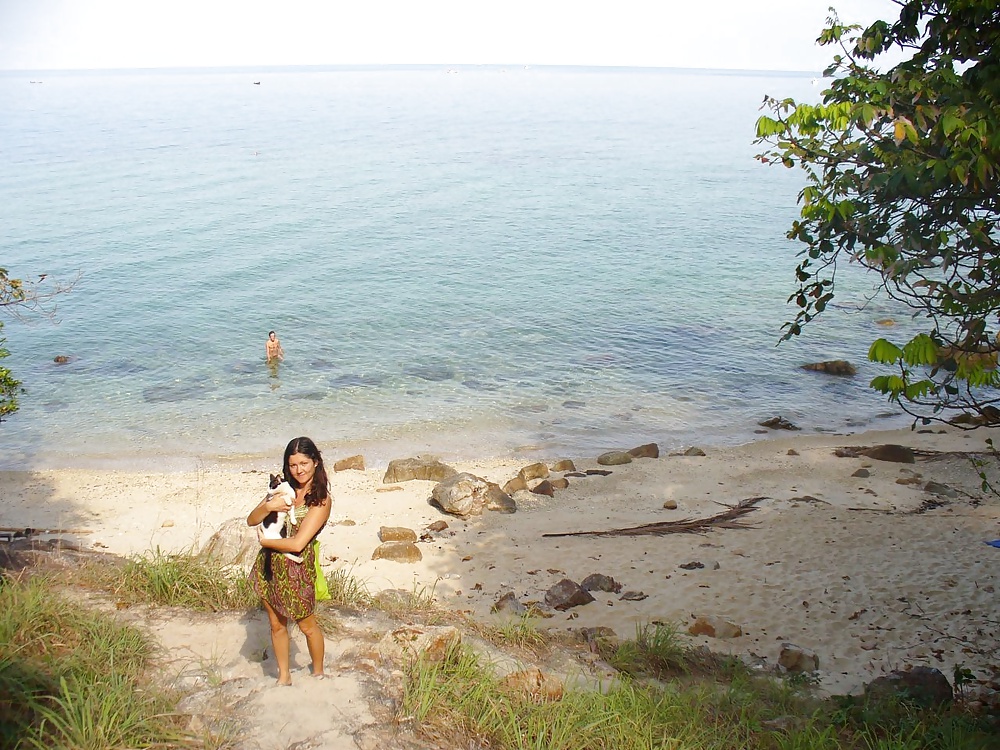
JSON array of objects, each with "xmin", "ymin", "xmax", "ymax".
[{"xmin": 250, "ymin": 504, "xmax": 325, "ymax": 620}]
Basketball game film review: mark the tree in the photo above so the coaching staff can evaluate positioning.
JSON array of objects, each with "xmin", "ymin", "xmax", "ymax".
[
  {"xmin": 755, "ymin": 0, "xmax": 1000, "ymax": 426},
  {"xmin": 0, "ymin": 267, "xmax": 77, "ymax": 420}
]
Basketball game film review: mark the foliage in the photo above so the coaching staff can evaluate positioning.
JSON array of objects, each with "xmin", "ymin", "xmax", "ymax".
[
  {"xmin": 0, "ymin": 267, "xmax": 77, "ymax": 421},
  {"xmin": 755, "ymin": 1, "xmax": 1000, "ymax": 426}
]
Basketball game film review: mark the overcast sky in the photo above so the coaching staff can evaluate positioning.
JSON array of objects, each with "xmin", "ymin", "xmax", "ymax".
[{"xmin": 0, "ymin": 0, "xmax": 901, "ymax": 72}]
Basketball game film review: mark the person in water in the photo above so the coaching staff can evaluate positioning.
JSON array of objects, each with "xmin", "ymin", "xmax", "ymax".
[{"xmin": 265, "ymin": 331, "xmax": 284, "ymax": 363}]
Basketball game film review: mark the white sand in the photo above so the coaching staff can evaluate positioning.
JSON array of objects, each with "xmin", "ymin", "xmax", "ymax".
[{"xmin": 3, "ymin": 425, "xmax": 999, "ymax": 744}]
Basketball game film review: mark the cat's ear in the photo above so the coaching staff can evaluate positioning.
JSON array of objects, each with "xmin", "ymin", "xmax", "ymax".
[{"xmin": 269, "ymin": 473, "xmax": 280, "ymax": 488}]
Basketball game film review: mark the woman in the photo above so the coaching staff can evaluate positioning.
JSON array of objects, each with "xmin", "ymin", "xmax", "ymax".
[{"xmin": 247, "ymin": 436, "xmax": 331, "ymax": 684}]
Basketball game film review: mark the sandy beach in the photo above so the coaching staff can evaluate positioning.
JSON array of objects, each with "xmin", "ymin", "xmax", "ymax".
[
  {"xmin": 5, "ymin": 424, "xmax": 999, "ymax": 691},
  {"xmin": 2, "ymin": 425, "xmax": 999, "ymax": 705}
]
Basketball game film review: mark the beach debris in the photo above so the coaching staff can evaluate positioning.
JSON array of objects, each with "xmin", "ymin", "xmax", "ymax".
[
  {"xmin": 200, "ymin": 518, "xmax": 259, "ymax": 567},
  {"xmin": 628, "ymin": 443, "xmax": 660, "ymax": 458},
  {"xmin": 565, "ymin": 471, "xmax": 587, "ymax": 478},
  {"xmin": 499, "ymin": 668, "xmax": 564, "ymax": 703},
  {"xmin": 336, "ymin": 519, "xmax": 357, "ymax": 525},
  {"xmin": 597, "ymin": 451, "xmax": 633, "ymax": 466},
  {"xmin": 378, "ymin": 625, "xmax": 461, "ymax": 665},
  {"xmin": 580, "ymin": 573, "xmax": 622, "ymax": 593},
  {"xmin": 530, "ymin": 480, "xmax": 555, "ymax": 497},
  {"xmin": 800, "ymin": 359, "xmax": 857, "ymax": 376},
  {"xmin": 619, "ymin": 590, "xmax": 648, "ymax": 601},
  {"xmin": 551, "ymin": 459, "xmax": 576, "ymax": 472},
  {"xmin": 864, "ymin": 667, "xmax": 953, "ymax": 708},
  {"xmin": 491, "ymin": 591, "xmax": 528, "ymax": 615},
  {"xmin": 683, "ymin": 447, "xmax": 707, "ymax": 456},
  {"xmin": 371, "ymin": 541, "xmax": 422, "ymax": 563},
  {"xmin": 585, "ymin": 469, "xmax": 613, "ymax": 476},
  {"xmin": 431, "ymin": 473, "xmax": 515, "ymax": 517},
  {"xmin": 544, "ymin": 579, "xmax": 595, "ymax": 610},
  {"xmin": 375, "ymin": 486, "xmax": 403, "ymax": 493},
  {"xmin": 542, "ymin": 496, "xmax": 766, "ymax": 538},
  {"xmin": 688, "ymin": 615, "xmax": 742, "ymax": 639},
  {"xmin": 837, "ymin": 444, "xmax": 916, "ymax": 463},
  {"xmin": 663, "ymin": 499, "xmax": 678, "ymax": 510},
  {"xmin": 759, "ymin": 416, "xmax": 801, "ymax": 431},
  {"xmin": 778, "ymin": 643, "xmax": 819, "ymax": 673},
  {"xmin": 852, "ymin": 468, "xmax": 871, "ymax": 478},
  {"xmin": 896, "ymin": 476, "xmax": 923, "ymax": 485},
  {"xmin": 518, "ymin": 462, "xmax": 550, "ymax": 482},
  {"xmin": 333, "ymin": 454, "xmax": 365, "ymax": 472},
  {"xmin": 378, "ymin": 526, "xmax": 417, "ymax": 543},
  {"xmin": 383, "ymin": 456, "xmax": 457, "ymax": 484},
  {"xmin": 679, "ymin": 561, "xmax": 705, "ymax": 570}
]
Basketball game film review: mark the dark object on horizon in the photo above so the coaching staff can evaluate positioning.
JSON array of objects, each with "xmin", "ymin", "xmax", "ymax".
[{"xmin": 253, "ymin": 81, "xmax": 261, "ymax": 85}]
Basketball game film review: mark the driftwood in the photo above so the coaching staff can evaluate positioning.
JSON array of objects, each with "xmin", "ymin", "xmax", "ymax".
[{"xmin": 541, "ymin": 496, "xmax": 767, "ymax": 538}]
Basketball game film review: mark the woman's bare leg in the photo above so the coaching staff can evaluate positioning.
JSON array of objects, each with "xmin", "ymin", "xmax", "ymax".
[
  {"xmin": 298, "ymin": 614, "xmax": 325, "ymax": 676},
  {"xmin": 262, "ymin": 598, "xmax": 292, "ymax": 685}
]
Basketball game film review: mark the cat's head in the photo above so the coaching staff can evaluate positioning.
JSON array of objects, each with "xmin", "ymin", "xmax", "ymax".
[{"xmin": 268, "ymin": 473, "xmax": 284, "ymax": 489}]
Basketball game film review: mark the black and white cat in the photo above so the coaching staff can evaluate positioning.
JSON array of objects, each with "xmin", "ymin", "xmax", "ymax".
[{"xmin": 261, "ymin": 473, "xmax": 302, "ymax": 580}]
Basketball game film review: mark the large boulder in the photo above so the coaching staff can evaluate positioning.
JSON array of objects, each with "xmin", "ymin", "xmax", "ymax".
[
  {"xmin": 597, "ymin": 451, "xmax": 633, "ymax": 466},
  {"xmin": 432, "ymin": 473, "xmax": 514, "ymax": 517},
  {"xmin": 200, "ymin": 518, "xmax": 260, "ymax": 567},
  {"xmin": 383, "ymin": 457, "xmax": 458, "ymax": 484},
  {"xmin": 333, "ymin": 454, "xmax": 365, "ymax": 472},
  {"xmin": 544, "ymin": 579, "xmax": 595, "ymax": 611},
  {"xmin": 371, "ymin": 541, "xmax": 422, "ymax": 563}
]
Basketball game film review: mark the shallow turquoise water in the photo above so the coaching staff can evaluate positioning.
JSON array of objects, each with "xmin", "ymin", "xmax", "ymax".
[{"xmin": 0, "ymin": 66, "xmax": 913, "ymax": 468}]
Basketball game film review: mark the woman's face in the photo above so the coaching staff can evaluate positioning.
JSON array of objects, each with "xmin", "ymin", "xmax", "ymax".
[{"xmin": 288, "ymin": 452, "xmax": 316, "ymax": 488}]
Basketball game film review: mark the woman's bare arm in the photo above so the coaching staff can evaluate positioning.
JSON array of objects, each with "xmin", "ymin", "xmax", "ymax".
[{"xmin": 257, "ymin": 498, "xmax": 331, "ymax": 554}]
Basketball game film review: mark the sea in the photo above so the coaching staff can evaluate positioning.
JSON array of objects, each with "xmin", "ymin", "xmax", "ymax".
[{"xmin": 0, "ymin": 65, "xmax": 917, "ymax": 470}]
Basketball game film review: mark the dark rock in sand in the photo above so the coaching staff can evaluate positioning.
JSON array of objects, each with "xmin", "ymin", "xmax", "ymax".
[
  {"xmin": 585, "ymin": 469, "xmax": 612, "ymax": 476},
  {"xmin": 852, "ymin": 468, "xmax": 871, "ymax": 478},
  {"xmin": 684, "ymin": 447, "xmax": 707, "ymax": 457},
  {"xmin": 491, "ymin": 591, "xmax": 527, "ymax": 616},
  {"xmin": 924, "ymin": 481, "xmax": 959, "ymax": 498},
  {"xmin": 628, "ymin": 443, "xmax": 660, "ymax": 458},
  {"xmin": 530, "ymin": 480, "xmax": 555, "ymax": 497},
  {"xmin": 580, "ymin": 573, "xmax": 622, "ymax": 593},
  {"xmin": 544, "ymin": 579, "xmax": 595, "ymax": 611},
  {"xmin": 865, "ymin": 667, "xmax": 953, "ymax": 708},
  {"xmin": 861, "ymin": 444, "xmax": 916, "ymax": 463}
]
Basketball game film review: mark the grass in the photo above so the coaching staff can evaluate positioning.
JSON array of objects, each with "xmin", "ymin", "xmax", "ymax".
[
  {"xmin": 0, "ymin": 573, "xmax": 202, "ymax": 749},
  {"xmin": 398, "ymin": 621, "xmax": 1000, "ymax": 750},
  {"xmin": 78, "ymin": 547, "xmax": 257, "ymax": 611}
]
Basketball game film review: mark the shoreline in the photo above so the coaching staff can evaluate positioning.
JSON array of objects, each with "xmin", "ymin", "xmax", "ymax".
[{"xmin": 2, "ymin": 423, "xmax": 998, "ymax": 695}]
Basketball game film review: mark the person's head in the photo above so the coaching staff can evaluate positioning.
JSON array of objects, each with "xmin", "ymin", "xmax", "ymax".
[
  {"xmin": 268, "ymin": 331, "xmax": 276, "ymax": 341},
  {"xmin": 282, "ymin": 436, "xmax": 329, "ymax": 506}
]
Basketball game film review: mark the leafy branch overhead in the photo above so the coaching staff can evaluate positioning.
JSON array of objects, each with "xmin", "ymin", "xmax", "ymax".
[{"xmin": 755, "ymin": 0, "xmax": 1000, "ymax": 425}]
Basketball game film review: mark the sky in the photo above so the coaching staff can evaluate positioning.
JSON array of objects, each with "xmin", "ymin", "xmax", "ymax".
[{"xmin": 0, "ymin": 0, "xmax": 901, "ymax": 72}]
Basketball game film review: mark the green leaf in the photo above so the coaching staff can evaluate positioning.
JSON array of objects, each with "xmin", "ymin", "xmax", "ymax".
[{"xmin": 868, "ymin": 339, "xmax": 903, "ymax": 364}]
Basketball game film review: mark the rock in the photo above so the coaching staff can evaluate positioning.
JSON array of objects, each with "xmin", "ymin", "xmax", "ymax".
[
  {"xmin": 518, "ymin": 463, "xmax": 550, "ymax": 482},
  {"xmin": 684, "ymin": 447, "xmax": 706, "ymax": 457},
  {"xmin": 371, "ymin": 541, "xmax": 422, "ymax": 563},
  {"xmin": 924, "ymin": 481, "xmax": 959, "ymax": 498},
  {"xmin": 759, "ymin": 416, "xmax": 800, "ymax": 431},
  {"xmin": 199, "ymin": 517, "xmax": 260, "ymax": 567},
  {"xmin": 378, "ymin": 626, "xmax": 461, "ymax": 664},
  {"xmin": 530, "ymin": 480, "xmax": 555, "ymax": 497},
  {"xmin": 485, "ymin": 483, "xmax": 517, "ymax": 513},
  {"xmin": 161, "ymin": 519, "xmax": 175, "ymax": 528},
  {"xmin": 597, "ymin": 451, "xmax": 633, "ymax": 466},
  {"xmin": 53, "ymin": 355, "xmax": 70, "ymax": 364},
  {"xmin": 333, "ymin": 454, "xmax": 365, "ymax": 472},
  {"xmin": 551, "ymin": 459, "xmax": 576, "ymax": 472},
  {"xmin": 375, "ymin": 486, "xmax": 403, "ymax": 493},
  {"xmin": 679, "ymin": 561, "xmax": 705, "ymax": 570},
  {"xmin": 549, "ymin": 478, "xmax": 569, "ymax": 490},
  {"xmin": 490, "ymin": 591, "xmax": 527, "ymax": 615},
  {"xmin": 378, "ymin": 526, "xmax": 417, "ymax": 543},
  {"xmin": 585, "ymin": 469, "xmax": 613, "ymax": 476},
  {"xmin": 383, "ymin": 457, "xmax": 457, "ymax": 484},
  {"xmin": 662, "ymin": 499, "xmax": 678, "ymax": 510},
  {"xmin": 688, "ymin": 616, "xmax": 743, "ymax": 639},
  {"xmin": 864, "ymin": 667, "xmax": 953, "ymax": 708},
  {"xmin": 778, "ymin": 643, "xmax": 819, "ymax": 672},
  {"xmin": 787, "ymin": 449, "xmax": 799, "ymax": 456},
  {"xmin": 426, "ymin": 520, "xmax": 448, "ymax": 532},
  {"xmin": 627, "ymin": 443, "xmax": 660, "ymax": 459},
  {"xmin": 431, "ymin": 473, "xmax": 494, "ymax": 517},
  {"xmin": 580, "ymin": 573, "xmax": 622, "ymax": 593},
  {"xmin": 502, "ymin": 476, "xmax": 527, "ymax": 494},
  {"xmin": 544, "ymin": 579, "xmax": 595, "ymax": 611},
  {"xmin": 852, "ymin": 468, "xmax": 871, "ymax": 478},
  {"xmin": 801, "ymin": 360, "xmax": 857, "ymax": 376},
  {"xmin": 861, "ymin": 444, "xmax": 916, "ymax": 463},
  {"xmin": 499, "ymin": 668, "xmax": 564, "ymax": 703}
]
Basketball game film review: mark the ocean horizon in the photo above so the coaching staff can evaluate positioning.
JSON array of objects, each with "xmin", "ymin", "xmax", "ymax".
[{"xmin": 0, "ymin": 65, "xmax": 915, "ymax": 470}]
